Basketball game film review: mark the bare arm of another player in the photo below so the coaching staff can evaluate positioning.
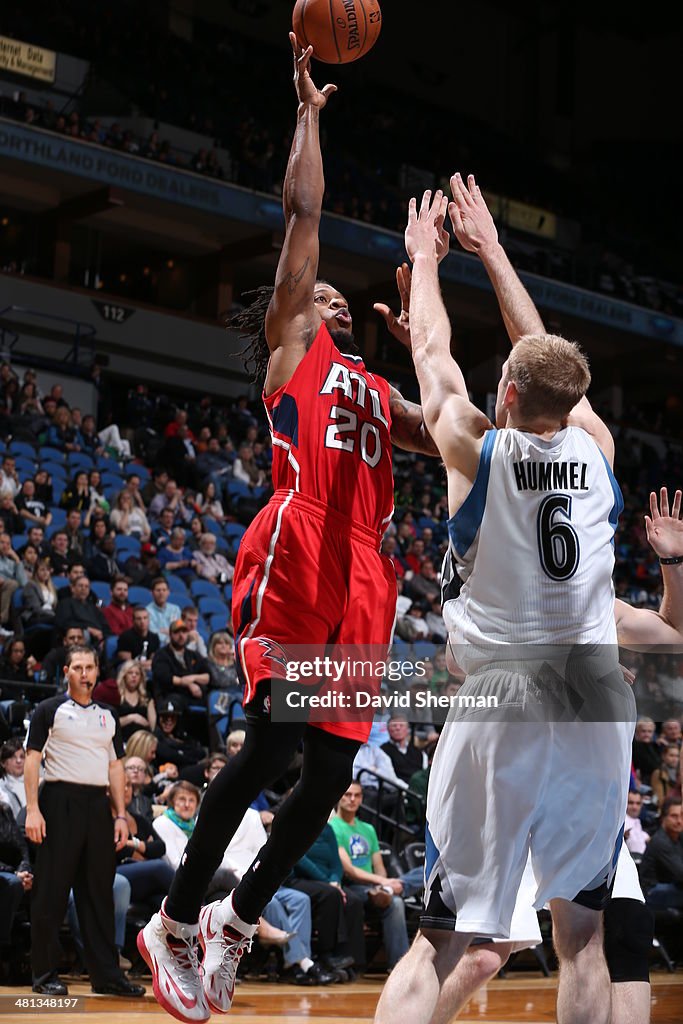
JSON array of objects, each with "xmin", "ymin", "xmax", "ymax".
[
  {"xmin": 374, "ymin": 258, "xmax": 460, "ymax": 457},
  {"xmin": 616, "ymin": 489, "xmax": 683, "ymax": 648},
  {"xmin": 449, "ymin": 172, "xmax": 614, "ymax": 466},
  {"xmin": 405, "ymin": 191, "xmax": 491, "ymax": 482},
  {"xmin": 264, "ymin": 35, "xmax": 337, "ymax": 390}
]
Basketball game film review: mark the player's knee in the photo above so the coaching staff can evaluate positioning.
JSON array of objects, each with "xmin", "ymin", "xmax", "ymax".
[
  {"xmin": 553, "ymin": 911, "xmax": 603, "ymax": 961},
  {"xmin": 467, "ymin": 945, "xmax": 508, "ymax": 983},
  {"xmin": 605, "ymin": 899, "xmax": 653, "ymax": 984}
]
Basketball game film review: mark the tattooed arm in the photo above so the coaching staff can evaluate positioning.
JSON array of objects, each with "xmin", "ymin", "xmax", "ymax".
[
  {"xmin": 264, "ymin": 36, "xmax": 337, "ymax": 393},
  {"xmin": 389, "ymin": 386, "xmax": 440, "ymax": 456}
]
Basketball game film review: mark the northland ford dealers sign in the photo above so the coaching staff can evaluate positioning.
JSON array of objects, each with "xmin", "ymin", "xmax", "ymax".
[{"xmin": 0, "ymin": 36, "xmax": 56, "ymax": 83}]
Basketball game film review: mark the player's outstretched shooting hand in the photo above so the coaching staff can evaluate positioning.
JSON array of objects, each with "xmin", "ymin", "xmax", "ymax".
[
  {"xmin": 645, "ymin": 487, "xmax": 683, "ymax": 560},
  {"xmin": 373, "ymin": 263, "xmax": 412, "ymax": 349},
  {"xmin": 290, "ymin": 33, "xmax": 337, "ymax": 109},
  {"xmin": 449, "ymin": 172, "xmax": 498, "ymax": 256},
  {"xmin": 405, "ymin": 189, "xmax": 449, "ymax": 263}
]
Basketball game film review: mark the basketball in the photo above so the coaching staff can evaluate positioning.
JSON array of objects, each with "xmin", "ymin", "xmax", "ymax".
[{"xmin": 292, "ymin": 0, "xmax": 382, "ymax": 64}]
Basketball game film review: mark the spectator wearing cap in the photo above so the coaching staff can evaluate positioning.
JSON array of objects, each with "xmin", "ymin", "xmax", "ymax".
[
  {"xmin": 54, "ymin": 576, "xmax": 110, "ymax": 646},
  {"xmin": 116, "ymin": 606, "xmax": 160, "ymax": 670},
  {"xmin": 145, "ymin": 578, "xmax": 181, "ymax": 645},
  {"xmin": 0, "ymin": 532, "xmax": 28, "ymax": 635},
  {"xmin": 150, "ymin": 620, "xmax": 209, "ymax": 711},
  {"xmin": 102, "ymin": 577, "xmax": 133, "ymax": 636},
  {"xmin": 153, "ymin": 701, "xmax": 205, "ymax": 769},
  {"xmin": 193, "ymin": 533, "xmax": 234, "ymax": 586}
]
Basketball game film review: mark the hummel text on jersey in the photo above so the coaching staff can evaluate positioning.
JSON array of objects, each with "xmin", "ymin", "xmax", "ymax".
[{"xmin": 513, "ymin": 461, "xmax": 588, "ymax": 492}]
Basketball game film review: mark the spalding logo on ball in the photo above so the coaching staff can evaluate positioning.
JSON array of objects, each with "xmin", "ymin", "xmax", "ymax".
[{"xmin": 293, "ymin": 0, "xmax": 382, "ymax": 64}]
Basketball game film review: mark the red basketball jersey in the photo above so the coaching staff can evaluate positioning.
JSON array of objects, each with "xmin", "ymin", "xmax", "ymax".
[{"xmin": 263, "ymin": 323, "xmax": 394, "ymax": 535}]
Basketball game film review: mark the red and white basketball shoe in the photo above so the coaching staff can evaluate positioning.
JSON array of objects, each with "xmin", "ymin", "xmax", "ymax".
[
  {"xmin": 137, "ymin": 901, "xmax": 210, "ymax": 1023},
  {"xmin": 198, "ymin": 897, "xmax": 256, "ymax": 1013}
]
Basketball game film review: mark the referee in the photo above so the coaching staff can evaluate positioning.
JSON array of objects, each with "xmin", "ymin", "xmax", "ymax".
[{"xmin": 24, "ymin": 644, "xmax": 145, "ymax": 997}]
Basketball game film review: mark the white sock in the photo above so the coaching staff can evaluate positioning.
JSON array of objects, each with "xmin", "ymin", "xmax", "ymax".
[
  {"xmin": 299, "ymin": 958, "xmax": 314, "ymax": 973},
  {"xmin": 221, "ymin": 893, "xmax": 258, "ymax": 938}
]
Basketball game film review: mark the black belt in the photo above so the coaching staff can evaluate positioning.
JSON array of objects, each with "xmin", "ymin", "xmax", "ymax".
[{"xmin": 44, "ymin": 780, "xmax": 108, "ymax": 792}]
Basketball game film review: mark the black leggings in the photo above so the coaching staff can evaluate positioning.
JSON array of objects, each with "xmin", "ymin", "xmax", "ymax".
[{"xmin": 166, "ymin": 717, "xmax": 359, "ymax": 924}]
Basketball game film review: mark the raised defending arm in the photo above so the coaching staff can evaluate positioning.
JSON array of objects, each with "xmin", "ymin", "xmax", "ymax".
[
  {"xmin": 616, "ymin": 489, "xmax": 683, "ymax": 649},
  {"xmin": 449, "ymin": 171, "xmax": 614, "ymax": 465},
  {"xmin": 405, "ymin": 191, "xmax": 490, "ymax": 474}
]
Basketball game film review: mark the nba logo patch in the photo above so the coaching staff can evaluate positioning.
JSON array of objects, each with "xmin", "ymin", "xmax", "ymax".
[
  {"xmin": 263, "ymin": 695, "xmax": 271, "ymax": 715},
  {"xmin": 99, "ymin": 714, "xmax": 108, "ymax": 728}
]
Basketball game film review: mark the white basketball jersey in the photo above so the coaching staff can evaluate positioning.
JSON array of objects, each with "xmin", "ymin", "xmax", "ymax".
[{"xmin": 443, "ymin": 427, "xmax": 623, "ymax": 658}]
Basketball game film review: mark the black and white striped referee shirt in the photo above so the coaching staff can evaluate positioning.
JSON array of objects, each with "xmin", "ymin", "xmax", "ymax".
[{"xmin": 26, "ymin": 695, "xmax": 124, "ymax": 786}]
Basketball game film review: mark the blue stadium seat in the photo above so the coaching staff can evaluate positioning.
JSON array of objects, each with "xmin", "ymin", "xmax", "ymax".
[
  {"xmin": 47, "ymin": 508, "xmax": 67, "ymax": 528},
  {"xmin": 45, "ymin": 522, "xmax": 64, "ymax": 539},
  {"xmin": 101, "ymin": 471, "xmax": 124, "ymax": 488},
  {"xmin": 14, "ymin": 456, "xmax": 36, "ymax": 474},
  {"xmin": 202, "ymin": 518, "xmax": 221, "ymax": 537},
  {"xmin": 39, "ymin": 446, "xmax": 66, "ymax": 464},
  {"xmin": 11, "ymin": 587, "xmax": 23, "ymax": 611},
  {"xmin": 166, "ymin": 576, "xmax": 189, "ymax": 601},
  {"xmin": 226, "ymin": 480, "xmax": 251, "ymax": 500},
  {"xmin": 413, "ymin": 641, "xmax": 437, "ymax": 661},
  {"xmin": 90, "ymin": 581, "xmax": 111, "ymax": 605},
  {"xmin": 209, "ymin": 611, "xmax": 229, "ymax": 633},
  {"xmin": 105, "ymin": 634, "xmax": 118, "ymax": 663},
  {"xmin": 67, "ymin": 452, "xmax": 94, "ymax": 471},
  {"xmin": 190, "ymin": 580, "xmax": 221, "ymax": 601},
  {"xmin": 103, "ymin": 485, "xmax": 122, "ymax": 502},
  {"xmin": 223, "ymin": 583, "xmax": 233, "ymax": 603},
  {"xmin": 130, "ymin": 464, "xmax": 150, "ymax": 483},
  {"xmin": 40, "ymin": 463, "xmax": 68, "ymax": 484},
  {"xmin": 11, "ymin": 533, "xmax": 26, "ymax": 551},
  {"xmin": 128, "ymin": 586, "xmax": 152, "ymax": 606},
  {"xmin": 215, "ymin": 537, "xmax": 231, "ymax": 556},
  {"xmin": 114, "ymin": 535, "xmax": 141, "ymax": 557},
  {"xmin": 53, "ymin": 576, "xmax": 70, "ymax": 591},
  {"xmin": 96, "ymin": 454, "xmax": 120, "ymax": 471},
  {"xmin": 8, "ymin": 441, "xmax": 35, "ymax": 458},
  {"xmin": 198, "ymin": 596, "xmax": 228, "ymax": 619},
  {"xmin": 224, "ymin": 523, "xmax": 246, "ymax": 543}
]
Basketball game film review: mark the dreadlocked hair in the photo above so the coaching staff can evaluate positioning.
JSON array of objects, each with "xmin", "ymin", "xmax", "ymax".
[{"xmin": 227, "ymin": 285, "xmax": 274, "ymax": 385}]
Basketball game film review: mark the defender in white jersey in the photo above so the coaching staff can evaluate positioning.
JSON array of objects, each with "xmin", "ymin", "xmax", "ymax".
[{"xmin": 375, "ymin": 186, "xmax": 636, "ymax": 1024}]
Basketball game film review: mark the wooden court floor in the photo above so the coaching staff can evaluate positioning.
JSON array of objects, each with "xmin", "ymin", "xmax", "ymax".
[{"xmin": 2, "ymin": 974, "xmax": 681, "ymax": 1023}]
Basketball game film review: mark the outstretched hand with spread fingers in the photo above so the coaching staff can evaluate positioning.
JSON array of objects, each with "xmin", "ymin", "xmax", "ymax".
[
  {"xmin": 405, "ymin": 189, "xmax": 450, "ymax": 263},
  {"xmin": 290, "ymin": 32, "xmax": 337, "ymax": 108},
  {"xmin": 373, "ymin": 263, "xmax": 412, "ymax": 349},
  {"xmin": 449, "ymin": 172, "xmax": 498, "ymax": 255},
  {"xmin": 644, "ymin": 487, "xmax": 683, "ymax": 560}
]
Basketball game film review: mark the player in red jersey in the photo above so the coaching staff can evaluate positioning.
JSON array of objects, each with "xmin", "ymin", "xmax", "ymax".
[{"xmin": 138, "ymin": 36, "xmax": 441, "ymax": 1021}]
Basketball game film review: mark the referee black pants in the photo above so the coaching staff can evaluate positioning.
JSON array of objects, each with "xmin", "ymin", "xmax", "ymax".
[{"xmin": 31, "ymin": 782, "xmax": 120, "ymax": 985}]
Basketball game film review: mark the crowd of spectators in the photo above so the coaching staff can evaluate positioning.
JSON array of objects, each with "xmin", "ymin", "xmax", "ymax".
[
  {"xmin": 0, "ymin": 353, "xmax": 681, "ymax": 981},
  {"xmin": 1, "ymin": 3, "xmax": 682, "ymax": 316}
]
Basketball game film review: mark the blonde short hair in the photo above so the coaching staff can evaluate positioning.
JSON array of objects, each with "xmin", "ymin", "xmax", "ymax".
[{"xmin": 507, "ymin": 334, "xmax": 591, "ymax": 421}]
